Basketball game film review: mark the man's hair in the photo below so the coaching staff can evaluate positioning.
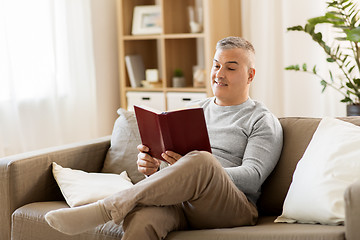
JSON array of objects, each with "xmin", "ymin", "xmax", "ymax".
[{"xmin": 216, "ymin": 36, "xmax": 255, "ymax": 54}]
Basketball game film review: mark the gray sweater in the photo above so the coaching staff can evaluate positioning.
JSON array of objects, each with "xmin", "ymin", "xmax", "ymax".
[{"xmin": 192, "ymin": 97, "xmax": 283, "ymax": 204}]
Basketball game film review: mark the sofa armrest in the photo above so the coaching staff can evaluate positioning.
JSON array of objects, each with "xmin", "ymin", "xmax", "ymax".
[
  {"xmin": 0, "ymin": 136, "xmax": 110, "ymax": 240},
  {"xmin": 345, "ymin": 180, "xmax": 360, "ymax": 240}
]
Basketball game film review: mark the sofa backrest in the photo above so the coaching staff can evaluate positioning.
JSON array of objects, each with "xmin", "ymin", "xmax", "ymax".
[{"xmin": 257, "ymin": 116, "xmax": 360, "ymax": 216}]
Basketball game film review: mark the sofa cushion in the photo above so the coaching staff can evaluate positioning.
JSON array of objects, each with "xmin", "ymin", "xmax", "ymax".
[
  {"xmin": 12, "ymin": 202, "xmax": 344, "ymax": 240},
  {"xmin": 167, "ymin": 216, "xmax": 344, "ymax": 240},
  {"xmin": 257, "ymin": 117, "xmax": 321, "ymax": 216},
  {"xmin": 52, "ymin": 162, "xmax": 133, "ymax": 207},
  {"xmin": 101, "ymin": 108, "xmax": 145, "ymax": 184},
  {"xmin": 275, "ymin": 117, "xmax": 360, "ymax": 225}
]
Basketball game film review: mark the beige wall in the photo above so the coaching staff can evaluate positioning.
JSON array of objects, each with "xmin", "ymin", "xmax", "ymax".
[{"xmin": 91, "ymin": 0, "xmax": 120, "ymax": 136}]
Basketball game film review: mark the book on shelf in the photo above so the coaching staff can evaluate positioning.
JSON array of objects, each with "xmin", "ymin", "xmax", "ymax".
[
  {"xmin": 133, "ymin": 105, "xmax": 212, "ymax": 162},
  {"xmin": 125, "ymin": 55, "xmax": 145, "ymax": 88}
]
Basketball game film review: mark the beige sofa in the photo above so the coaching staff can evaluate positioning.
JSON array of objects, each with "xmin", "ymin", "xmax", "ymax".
[{"xmin": 1, "ymin": 117, "xmax": 360, "ymax": 240}]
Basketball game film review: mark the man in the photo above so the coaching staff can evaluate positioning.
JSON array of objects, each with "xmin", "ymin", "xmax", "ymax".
[{"xmin": 45, "ymin": 36, "xmax": 283, "ymax": 240}]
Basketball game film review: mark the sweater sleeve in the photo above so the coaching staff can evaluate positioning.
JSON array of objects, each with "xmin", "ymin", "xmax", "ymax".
[{"xmin": 224, "ymin": 113, "xmax": 283, "ymax": 203}]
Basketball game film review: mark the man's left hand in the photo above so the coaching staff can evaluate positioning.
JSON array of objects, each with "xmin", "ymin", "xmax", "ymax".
[{"xmin": 161, "ymin": 151, "xmax": 182, "ymax": 165}]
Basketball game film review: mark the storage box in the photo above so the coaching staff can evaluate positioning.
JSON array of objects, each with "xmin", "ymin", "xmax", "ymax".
[
  {"xmin": 166, "ymin": 92, "xmax": 207, "ymax": 110},
  {"xmin": 126, "ymin": 92, "xmax": 165, "ymax": 111}
]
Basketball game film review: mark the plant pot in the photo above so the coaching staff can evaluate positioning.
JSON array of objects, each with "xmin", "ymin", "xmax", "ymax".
[
  {"xmin": 172, "ymin": 77, "xmax": 186, "ymax": 88},
  {"xmin": 346, "ymin": 104, "xmax": 360, "ymax": 116}
]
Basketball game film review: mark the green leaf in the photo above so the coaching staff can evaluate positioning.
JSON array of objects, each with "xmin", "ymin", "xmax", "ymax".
[
  {"xmin": 335, "ymin": 45, "xmax": 341, "ymax": 55},
  {"xmin": 285, "ymin": 65, "xmax": 300, "ymax": 71},
  {"xmin": 312, "ymin": 32, "xmax": 323, "ymax": 42},
  {"xmin": 302, "ymin": 63, "xmax": 307, "ymax": 71},
  {"xmin": 320, "ymin": 80, "xmax": 328, "ymax": 92},
  {"xmin": 327, "ymin": 57, "xmax": 336, "ymax": 62},
  {"xmin": 346, "ymin": 27, "xmax": 360, "ymax": 42},
  {"xmin": 342, "ymin": 2, "xmax": 353, "ymax": 10},
  {"xmin": 287, "ymin": 25, "xmax": 304, "ymax": 31},
  {"xmin": 304, "ymin": 23, "xmax": 315, "ymax": 34},
  {"xmin": 345, "ymin": 59, "xmax": 351, "ymax": 67},
  {"xmin": 335, "ymin": 37, "xmax": 348, "ymax": 41},
  {"xmin": 346, "ymin": 82, "xmax": 355, "ymax": 89},
  {"xmin": 341, "ymin": 97, "xmax": 352, "ymax": 103},
  {"xmin": 307, "ymin": 16, "xmax": 333, "ymax": 25},
  {"xmin": 329, "ymin": 70, "xmax": 334, "ymax": 82},
  {"xmin": 326, "ymin": 11, "xmax": 342, "ymax": 17},
  {"xmin": 351, "ymin": 9, "xmax": 360, "ymax": 24},
  {"xmin": 325, "ymin": 12, "xmax": 343, "ymax": 21},
  {"xmin": 327, "ymin": 1, "xmax": 338, "ymax": 8},
  {"xmin": 349, "ymin": 65, "xmax": 356, "ymax": 73},
  {"xmin": 354, "ymin": 78, "xmax": 360, "ymax": 86},
  {"xmin": 340, "ymin": 0, "xmax": 351, "ymax": 6},
  {"xmin": 312, "ymin": 65, "xmax": 317, "ymax": 74}
]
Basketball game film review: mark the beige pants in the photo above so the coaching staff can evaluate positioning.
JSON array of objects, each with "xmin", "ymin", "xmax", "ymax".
[{"xmin": 103, "ymin": 151, "xmax": 258, "ymax": 240}]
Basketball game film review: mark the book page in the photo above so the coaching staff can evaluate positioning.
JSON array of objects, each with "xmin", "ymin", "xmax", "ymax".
[{"xmin": 136, "ymin": 104, "xmax": 201, "ymax": 115}]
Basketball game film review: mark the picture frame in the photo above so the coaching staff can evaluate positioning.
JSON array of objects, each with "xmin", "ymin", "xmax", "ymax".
[{"xmin": 132, "ymin": 5, "xmax": 162, "ymax": 35}]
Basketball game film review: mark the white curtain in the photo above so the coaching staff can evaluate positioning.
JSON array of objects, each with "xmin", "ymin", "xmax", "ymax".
[
  {"xmin": 241, "ymin": 0, "xmax": 346, "ymax": 117},
  {"xmin": 0, "ymin": 0, "xmax": 98, "ymax": 157}
]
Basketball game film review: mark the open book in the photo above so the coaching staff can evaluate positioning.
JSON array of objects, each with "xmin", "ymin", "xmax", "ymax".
[{"xmin": 134, "ymin": 105, "xmax": 212, "ymax": 161}]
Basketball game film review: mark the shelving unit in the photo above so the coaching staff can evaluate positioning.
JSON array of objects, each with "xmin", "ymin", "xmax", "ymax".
[{"xmin": 116, "ymin": 0, "xmax": 242, "ymax": 111}]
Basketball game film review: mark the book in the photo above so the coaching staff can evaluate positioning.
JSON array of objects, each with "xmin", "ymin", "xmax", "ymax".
[
  {"xmin": 125, "ymin": 55, "xmax": 145, "ymax": 88},
  {"xmin": 134, "ymin": 105, "xmax": 212, "ymax": 161}
]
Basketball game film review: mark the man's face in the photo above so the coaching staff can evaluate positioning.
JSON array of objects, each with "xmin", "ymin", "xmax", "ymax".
[{"xmin": 211, "ymin": 48, "xmax": 255, "ymax": 106}]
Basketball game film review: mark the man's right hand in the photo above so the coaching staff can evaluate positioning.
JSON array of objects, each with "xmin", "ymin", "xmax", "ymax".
[{"xmin": 137, "ymin": 144, "xmax": 161, "ymax": 176}]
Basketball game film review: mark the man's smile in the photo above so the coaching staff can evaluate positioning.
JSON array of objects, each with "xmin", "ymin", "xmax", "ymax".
[{"xmin": 214, "ymin": 78, "xmax": 228, "ymax": 86}]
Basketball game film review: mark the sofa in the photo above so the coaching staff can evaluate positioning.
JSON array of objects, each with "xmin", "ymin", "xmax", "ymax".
[{"xmin": 1, "ymin": 116, "xmax": 360, "ymax": 240}]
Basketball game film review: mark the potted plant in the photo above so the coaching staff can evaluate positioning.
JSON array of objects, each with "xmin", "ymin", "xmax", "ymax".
[
  {"xmin": 172, "ymin": 68, "xmax": 186, "ymax": 88},
  {"xmin": 285, "ymin": 0, "xmax": 360, "ymax": 116}
]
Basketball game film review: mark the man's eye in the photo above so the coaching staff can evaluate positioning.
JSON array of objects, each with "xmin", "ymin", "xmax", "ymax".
[
  {"xmin": 213, "ymin": 65, "xmax": 220, "ymax": 69},
  {"xmin": 228, "ymin": 68, "xmax": 235, "ymax": 71}
]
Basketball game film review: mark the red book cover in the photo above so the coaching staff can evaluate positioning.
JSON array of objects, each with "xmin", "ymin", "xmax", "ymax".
[{"xmin": 134, "ymin": 105, "xmax": 212, "ymax": 161}]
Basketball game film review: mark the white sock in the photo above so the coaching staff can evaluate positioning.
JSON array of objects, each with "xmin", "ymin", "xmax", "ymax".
[{"xmin": 45, "ymin": 200, "xmax": 111, "ymax": 235}]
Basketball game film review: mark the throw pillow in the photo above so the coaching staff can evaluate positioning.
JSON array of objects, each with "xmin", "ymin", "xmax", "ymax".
[
  {"xmin": 101, "ymin": 108, "xmax": 145, "ymax": 184},
  {"xmin": 52, "ymin": 162, "xmax": 133, "ymax": 207},
  {"xmin": 275, "ymin": 117, "xmax": 360, "ymax": 225}
]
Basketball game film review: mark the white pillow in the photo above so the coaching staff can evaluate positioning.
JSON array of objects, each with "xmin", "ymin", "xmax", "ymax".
[
  {"xmin": 275, "ymin": 117, "xmax": 360, "ymax": 225},
  {"xmin": 52, "ymin": 162, "xmax": 134, "ymax": 207}
]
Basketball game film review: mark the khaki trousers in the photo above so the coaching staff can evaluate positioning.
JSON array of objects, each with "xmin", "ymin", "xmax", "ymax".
[{"xmin": 103, "ymin": 151, "xmax": 258, "ymax": 240}]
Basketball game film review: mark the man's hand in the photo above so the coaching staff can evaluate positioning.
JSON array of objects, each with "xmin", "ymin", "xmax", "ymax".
[
  {"xmin": 137, "ymin": 145, "xmax": 183, "ymax": 176},
  {"xmin": 137, "ymin": 144, "xmax": 161, "ymax": 176},
  {"xmin": 161, "ymin": 151, "xmax": 182, "ymax": 165}
]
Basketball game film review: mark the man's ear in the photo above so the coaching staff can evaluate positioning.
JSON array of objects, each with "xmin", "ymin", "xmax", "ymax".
[{"xmin": 247, "ymin": 68, "xmax": 255, "ymax": 84}]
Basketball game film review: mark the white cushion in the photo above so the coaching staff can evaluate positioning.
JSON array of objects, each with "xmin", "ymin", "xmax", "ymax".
[
  {"xmin": 52, "ymin": 162, "xmax": 133, "ymax": 207},
  {"xmin": 275, "ymin": 117, "xmax": 360, "ymax": 225}
]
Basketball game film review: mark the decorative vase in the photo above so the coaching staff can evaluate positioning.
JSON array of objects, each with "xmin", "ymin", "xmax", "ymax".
[{"xmin": 346, "ymin": 104, "xmax": 360, "ymax": 116}]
